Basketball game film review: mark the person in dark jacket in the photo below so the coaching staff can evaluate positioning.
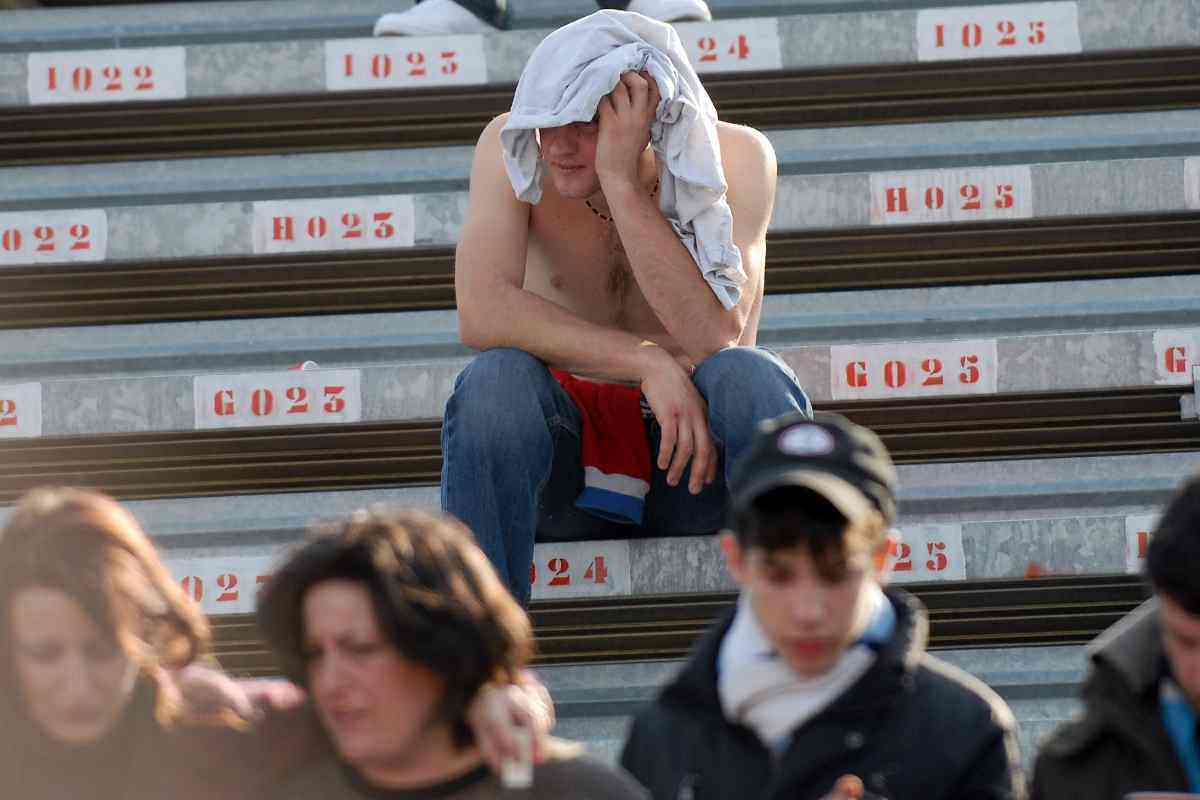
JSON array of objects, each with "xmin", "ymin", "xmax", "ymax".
[
  {"xmin": 1031, "ymin": 472, "xmax": 1200, "ymax": 798},
  {"xmin": 620, "ymin": 412, "xmax": 1024, "ymax": 800}
]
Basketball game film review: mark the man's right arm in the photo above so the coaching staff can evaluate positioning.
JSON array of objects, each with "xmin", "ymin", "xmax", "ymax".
[{"xmin": 455, "ymin": 115, "xmax": 675, "ymax": 385}]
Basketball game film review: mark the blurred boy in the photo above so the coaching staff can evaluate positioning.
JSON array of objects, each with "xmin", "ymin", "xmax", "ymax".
[{"xmin": 621, "ymin": 412, "xmax": 1024, "ymax": 800}]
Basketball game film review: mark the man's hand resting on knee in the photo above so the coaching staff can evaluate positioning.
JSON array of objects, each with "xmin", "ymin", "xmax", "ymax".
[{"xmin": 639, "ymin": 346, "xmax": 718, "ymax": 495}]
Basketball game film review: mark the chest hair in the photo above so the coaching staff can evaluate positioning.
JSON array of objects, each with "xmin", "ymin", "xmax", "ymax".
[{"xmin": 603, "ymin": 224, "xmax": 633, "ymax": 300}]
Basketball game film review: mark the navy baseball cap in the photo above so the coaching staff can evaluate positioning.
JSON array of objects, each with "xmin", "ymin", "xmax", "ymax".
[{"xmin": 729, "ymin": 412, "xmax": 898, "ymax": 525}]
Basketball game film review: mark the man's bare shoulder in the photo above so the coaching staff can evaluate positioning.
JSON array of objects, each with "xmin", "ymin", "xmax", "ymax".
[
  {"xmin": 714, "ymin": 122, "xmax": 776, "ymax": 223},
  {"xmin": 715, "ymin": 121, "xmax": 776, "ymax": 178},
  {"xmin": 474, "ymin": 112, "xmax": 510, "ymax": 157},
  {"xmin": 461, "ymin": 110, "xmax": 528, "ymax": 262}
]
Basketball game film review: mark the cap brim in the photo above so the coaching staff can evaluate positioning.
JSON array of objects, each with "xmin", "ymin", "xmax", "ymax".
[{"xmin": 733, "ymin": 469, "xmax": 875, "ymax": 526}]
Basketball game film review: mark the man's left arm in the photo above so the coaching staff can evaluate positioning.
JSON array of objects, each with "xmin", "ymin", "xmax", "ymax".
[{"xmin": 598, "ymin": 73, "xmax": 772, "ymax": 365}]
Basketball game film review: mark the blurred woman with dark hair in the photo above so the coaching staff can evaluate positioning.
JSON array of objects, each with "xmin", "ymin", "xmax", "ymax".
[
  {"xmin": 257, "ymin": 506, "xmax": 648, "ymax": 799},
  {"xmin": 0, "ymin": 487, "xmax": 264, "ymax": 800},
  {"xmin": 0, "ymin": 489, "xmax": 559, "ymax": 800}
]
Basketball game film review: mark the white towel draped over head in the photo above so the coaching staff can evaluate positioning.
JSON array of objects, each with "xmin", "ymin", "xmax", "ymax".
[{"xmin": 500, "ymin": 10, "xmax": 746, "ymax": 310}]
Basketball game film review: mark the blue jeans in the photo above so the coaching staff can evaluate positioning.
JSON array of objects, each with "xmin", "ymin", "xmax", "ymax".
[{"xmin": 441, "ymin": 346, "xmax": 812, "ymax": 604}]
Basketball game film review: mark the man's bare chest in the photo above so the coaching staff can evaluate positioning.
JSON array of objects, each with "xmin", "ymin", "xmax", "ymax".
[{"xmin": 525, "ymin": 213, "xmax": 657, "ymax": 329}]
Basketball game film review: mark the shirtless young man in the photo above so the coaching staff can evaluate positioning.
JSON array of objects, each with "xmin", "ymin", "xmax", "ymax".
[{"xmin": 444, "ymin": 70, "xmax": 811, "ymax": 603}]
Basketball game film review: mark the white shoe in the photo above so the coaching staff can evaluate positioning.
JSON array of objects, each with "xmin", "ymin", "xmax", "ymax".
[
  {"xmin": 373, "ymin": 0, "xmax": 497, "ymax": 36},
  {"xmin": 625, "ymin": 0, "xmax": 712, "ymax": 23}
]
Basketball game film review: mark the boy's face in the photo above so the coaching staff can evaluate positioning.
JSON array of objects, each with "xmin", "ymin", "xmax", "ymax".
[{"xmin": 722, "ymin": 532, "xmax": 889, "ymax": 678}]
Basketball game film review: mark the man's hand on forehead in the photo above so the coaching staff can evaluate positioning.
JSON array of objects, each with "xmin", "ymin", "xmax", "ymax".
[
  {"xmin": 603, "ymin": 70, "xmax": 660, "ymax": 122},
  {"xmin": 594, "ymin": 70, "xmax": 661, "ymax": 188},
  {"xmin": 608, "ymin": 70, "xmax": 654, "ymax": 95}
]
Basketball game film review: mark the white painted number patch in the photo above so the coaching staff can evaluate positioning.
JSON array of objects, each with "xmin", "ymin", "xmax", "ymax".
[
  {"xmin": 870, "ymin": 167, "xmax": 1033, "ymax": 226},
  {"xmin": 194, "ymin": 369, "xmax": 363, "ymax": 430},
  {"xmin": 325, "ymin": 36, "xmax": 488, "ymax": 91},
  {"xmin": 28, "ymin": 47, "xmax": 186, "ymax": 104},
  {"xmin": 1124, "ymin": 514, "xmax": 1157, "ymax": 575},
  {"xmin": 252, "ymin": 196, "xmax": 416, "ymax": 255},
  {"xmin": 889, "ymin": 524, "xmax": 967, "ymax": 583},
  {"xmin": 677, "ymin": 18, "xmax": 782, "ymax": 74},
  {"xmin": 529, "ymin": 540, "xmax": 631, "ymax": 600},
  {"xmin": 1153, "ymin": 329, "xmax": 1200, "ymax": 386},
  {"xmin": 0, "ymin": 209, "xmax": 108, "ymax": 266},
  {"xmin": 163, "ymin": 554, "xmax": 278, "ymax": 614},
  {"xmin": 831, "ymin": 339, "xmax": 999, "ymax": 401},
  {"xmin": 917, "ymin": 2, "xmax": 1081, "ymax": 62},
  {"xmin": 0, "ymin": 383, "xmax": 42, "ymax": 439}
]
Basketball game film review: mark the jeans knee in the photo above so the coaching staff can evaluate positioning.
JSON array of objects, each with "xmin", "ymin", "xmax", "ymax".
[
  {"xmin": 693, "ymin": 346, "xmax": 811, "ymax": 421},
  {"xmin": 455, "ymin": 348, "xmax": 544, "ymax": 398},
  {"xmin": 694, "ymin": 346, "xmax": 786, "ymax": 391},
  {"xmin": 444, "ymin": 348, "xmax": 558, "ymax": 450}
]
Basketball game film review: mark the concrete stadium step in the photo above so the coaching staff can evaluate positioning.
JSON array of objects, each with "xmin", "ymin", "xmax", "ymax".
[
  {"xmin": 4, "ymin": 213, "xmax": 1199, "ymax": 328},
  {"xmin": 7, "ymin": 110, "xmax": 1200, "ymax": 270},
  {"xmin": 0, "ymin": 391, "xmax": 1192, "ymax": 500},
  {"xmin": 7, "ymin": 110, "xmax": 1200, "ymax": 325},
  {"xmin": 0, "ymin": 450, "xmax": 1184, "ymax": 600},
  {"xmin": 540, "ymin": 644, "xmax": 1090, "ymax": 770},
  {"xmin": 3, "ymin": 272, "xmax": 1198, "ymax": 375},
  {"xmin": 15, "ymin": 105, "xmax": 1200, "ymax": 203},
  {"xmin": 207, "ymin": 575, "xmax": 1148, "ymax": 668},
  {"xmin": 1, "ymin": 0, "xmax": 1186, "ymax": 89},
  {"xmin": 0, "ymin": 275, "xmax": 1196, "ymax": 440},
  {"xmin": 3, "ymin": 2, "xmax": 1199, "ymax": 163},
  {"xmin": 0, "ymin": 0, "xmax": 922, "ymax": 50},
  {"xmin": 1, "ymin": 280, "xmax": 1195, "ymax": 496},
  {"xmin": 3, "ymin": 1, "xmax": 1161, "ymax": 50}
]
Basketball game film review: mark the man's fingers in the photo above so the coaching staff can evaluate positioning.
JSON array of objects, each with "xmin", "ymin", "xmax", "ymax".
[
  {"xmin": 689, "ymin": 428, "xmax": 714, "ymax": 495},
  {"xmin": 596, "ymin": 95, "xmax": 615, "ymax": 124},
  {"xmin": 668, "ymin": 420, "xmax": 695, "ymax": 487},
  {"xmin": 638, "ymin": 70, "xmax": 660, "ymax": 111},
  {"xmin": 608, "ymin": 79, "xmax": 631, "ymax": 111},
  {"xmin": 623, "ymin": 71, "xmax": 648, "ymax": 109},
  {"xmin": 657, "ymin": 413, "xmax": 677, "ymax": 470}
]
